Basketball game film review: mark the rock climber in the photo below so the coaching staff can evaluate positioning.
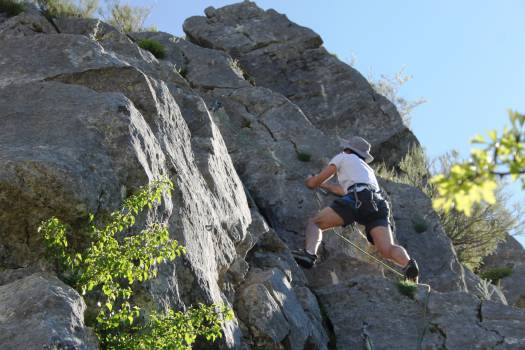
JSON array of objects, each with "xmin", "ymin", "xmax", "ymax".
[{"xmin": 292, "ymin": 136, "xmax": 419, "ymax": 281}]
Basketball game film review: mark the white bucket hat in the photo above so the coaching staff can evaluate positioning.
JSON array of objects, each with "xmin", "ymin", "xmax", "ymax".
[{"xmin": 340, "ymin": 136, "xmax": 374, "ymax": 163}]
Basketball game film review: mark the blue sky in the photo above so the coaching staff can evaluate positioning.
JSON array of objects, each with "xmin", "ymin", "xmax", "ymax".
[{"xmin": 130, "ymin": 0, "xmax": 525, "ymax": 246}]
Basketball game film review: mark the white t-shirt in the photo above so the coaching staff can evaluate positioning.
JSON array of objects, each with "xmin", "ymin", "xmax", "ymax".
[{"xmin": 329, "ymin": 153, "xmax": 379, "ymax": 192}]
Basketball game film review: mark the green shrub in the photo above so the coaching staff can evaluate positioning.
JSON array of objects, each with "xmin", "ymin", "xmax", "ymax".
[
  {"xmin": 241, "ymin": 118, "xmax": 252, "ymax": 129},
  {"xmin": 0, "ymin": 0, "xmax": 25, "ymax": 16},
  {"xmin": 176, "ymin": 66, "xmax": 188, "ymax": 78},
  {"xmin": 33, "ymin": 0, "xmax": 99, "ymax": 18},
  {"xmin": 138, "ymin": 38, "xmax": 166, "ymax": 59},
  {"xmin": 40, "ymin": 178, "xmax": 231, "ymax": 349},
  {"xmin": 480, "ymin": 266, "xmax": 513, "ymax": 284},
  {"xmin": 435, "ymin": 153, "xmax": 517, "ymax": 270},
  {"xmin": 374, "ymin": 146, "xmax": 431, "ymax": 194},
  {"xmin": 103, "ymin": 0, "xmax": 150, "ymax": 32},
  {"xmin": 411, "ymin": 215, "xmax": 428, "ymax": 233},
  {"xmin": 396, "ymin": 280, "xmax": 417, "ymax": 298},
  {"xmin": 297, "ymin": 152, "xmax": 312, "ymax": 162}
]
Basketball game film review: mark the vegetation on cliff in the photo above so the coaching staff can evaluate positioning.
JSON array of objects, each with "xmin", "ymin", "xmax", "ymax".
[
  {"xmin": 431, "ymin": 110, "xmax": 525, "ymax": 216},
  {"xmin": 40, "ymin": 179, "xmax": 232, "ymax": 349}
]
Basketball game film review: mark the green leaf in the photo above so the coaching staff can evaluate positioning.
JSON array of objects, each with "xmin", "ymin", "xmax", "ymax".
[{"xmin": 471, "ymin": 134, "xmax": 485, "ymax": 144}]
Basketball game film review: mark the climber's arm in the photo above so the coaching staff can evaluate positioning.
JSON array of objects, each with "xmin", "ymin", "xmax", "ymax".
[
  {"xmin": 305, "ymin": 164, "xmax": 337, "ymax": 189},
  {"xmin": 320, "ymin": 182, "xmax": 345, "ymax": 196}
]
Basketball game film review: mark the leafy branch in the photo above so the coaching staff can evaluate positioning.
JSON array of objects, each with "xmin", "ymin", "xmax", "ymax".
[
  {"xmin": 39, "ymin": 178, "xmax": 232, "ymax": 349},
  {"xmin": 431, "ymin": 110, "xmax": 525, "ymax": 216}
]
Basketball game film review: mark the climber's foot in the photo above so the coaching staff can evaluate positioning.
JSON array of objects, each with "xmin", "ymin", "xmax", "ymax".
[
  {"xmin": 403, "ymin": 259, "xmax": 419, "ymax": 283},
  {"xmin": 292, "ymin": 249, "xmax": 317, "ymax": 269}
]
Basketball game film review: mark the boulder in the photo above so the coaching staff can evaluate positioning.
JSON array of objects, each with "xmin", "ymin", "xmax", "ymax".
[
  {"xmin": 0, "ymin": 4, "xmax": 56, "ymax": 38},
  {"xmin": 54, "ymin": 17, "xmax": 188, "ymax": 87},
  {"xmin": 0, "ymin": 273, "xmax": 98, "ymax": 350},
  {"xmin": 236, "ymin": 268, "xmax": 328, "ymax": 350},
  {"xmin": 183, "ymin": 1, "xmax": 419, "ymax": 167},
  {"xmin": 315, "ymin": 273, "xmax": 525, "ymax": 349},
  {"xmin": 0, "ymin": 66, "xmax": 252, "ymax": 346},
  {"xmin": 130, "ymin": 31, "xmax": 250, "ymax": 90},
  {"xmin": 0, "ymin": 81, "xmax": 149, "ymax": 267},
  {"xmin": 0, "ymin": 34, "xmax": 126, "ymax": 88},
  {"xmin": 481, "ymin": 234, "xmax": 525, "ymax": 307}
]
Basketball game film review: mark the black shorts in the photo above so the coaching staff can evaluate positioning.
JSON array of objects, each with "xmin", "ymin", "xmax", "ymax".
[{"xmin": 329, "ymin": 189, "xmax": 390, "ymax": 245}]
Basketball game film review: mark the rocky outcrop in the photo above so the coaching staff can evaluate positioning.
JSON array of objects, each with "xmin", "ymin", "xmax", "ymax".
[
  {"xmin": 0, "ymin": 273, "xmax": 98, "ymax": 350},
  {"xmin": 183, "ymin": 1, "xmax": 419, "ymax": 167},
  {"xmin": 0, "ymin": 16, "xmax": 252, "ymax": 347},
  {"xmin": 482, "ymin": 233, "xmax": 525, "ymax": 307},
  {"xmin": 0, "ymin": 1, "xmax": 524, "ymax": 349},
  {"xmin": 0, "ymin": 4, "xmax": 55, "ymax": 38},
  {"xmin": 315, "ymin": 260, "xmax": 525, "ymax": 350}
]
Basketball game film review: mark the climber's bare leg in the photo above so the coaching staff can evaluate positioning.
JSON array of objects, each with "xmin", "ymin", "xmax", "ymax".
[
  {"xmin": 305, "ymin": 207, "xmax": 344, "ymax": 254},
  {"xmin": 369, "ymin": 226, "xmax": 410, "ymax": 267}
]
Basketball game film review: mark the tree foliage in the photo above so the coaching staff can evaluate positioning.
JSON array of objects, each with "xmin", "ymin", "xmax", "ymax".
[
  {"xmin": 39, "ymin": 178, "xmax": 232, "ymax": 349},
  {"xmin": 431, "ymin": 110, "xmax": 525, "ymax": 216},
  {"xmin": 432, "ymin": 151, "xmax": 522, "ymax": 270}
]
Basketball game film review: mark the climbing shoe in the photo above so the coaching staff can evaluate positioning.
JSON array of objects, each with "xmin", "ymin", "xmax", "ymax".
[
  {"xmin": 403, "ymin": 259, "xmax": 419, "ymax": 283},
  {"xmin": 292, "ymin": 249, "xmax": 317, "ymax": 269}
]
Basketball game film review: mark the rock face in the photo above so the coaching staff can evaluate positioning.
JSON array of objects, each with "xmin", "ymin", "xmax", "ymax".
[
  {"xmin": 315, "ymin": 260, "xmax": 525, "ymax": 350},
  {"xmin": 0, "ymin": 2, "xmax": 524, "ymax": 349},
  {"xmin": 0, "ymin": 273, "xmax": 98, "ymax": 350},
  {"xmin": 183, "ymin": 1, "xmax": 419, "ymax": 167},
  {"xmin": 482, "ymin": 234, "xmax": 525, "ymax": 307}
]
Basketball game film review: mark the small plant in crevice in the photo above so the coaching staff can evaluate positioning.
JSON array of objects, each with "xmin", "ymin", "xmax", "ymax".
[
  {"xmin": 297, "ymin": 151, "xmax": 312, "ymax": 162},
  {"xmin": 241, "ymin": 118, "xmax": 252, "ymax": 129},
  {"xmin": 176, "ymin": 66, "xmax": 188, "ymax": 78},
  {"xmin": 0, "ymin": 0, "xmax": 25, "ymax": 17},
  {"xmin": 479, "ymin": 266, "xmax": 513, "ymax": 284},
  {"xmin": 230, "ymin": 57, "xmax": 256, "ymax": 85},
  {"xmin": 396, "ymin": 280, "xmax": 417, "ymax": 298},
  {"xmin": 40, "ymin": 178, "xmax": 232, "ymax": 349},
  {"xmin": 411, "ymin": 214, "xmax": 429, "ymax": 233},
  {"xmin": 475, "ymin": 278, "xmax": 495, "ymax": 301},
  {"xmin": 138, "ymin": 38, "xmax": 166, "ymax": 59}
]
